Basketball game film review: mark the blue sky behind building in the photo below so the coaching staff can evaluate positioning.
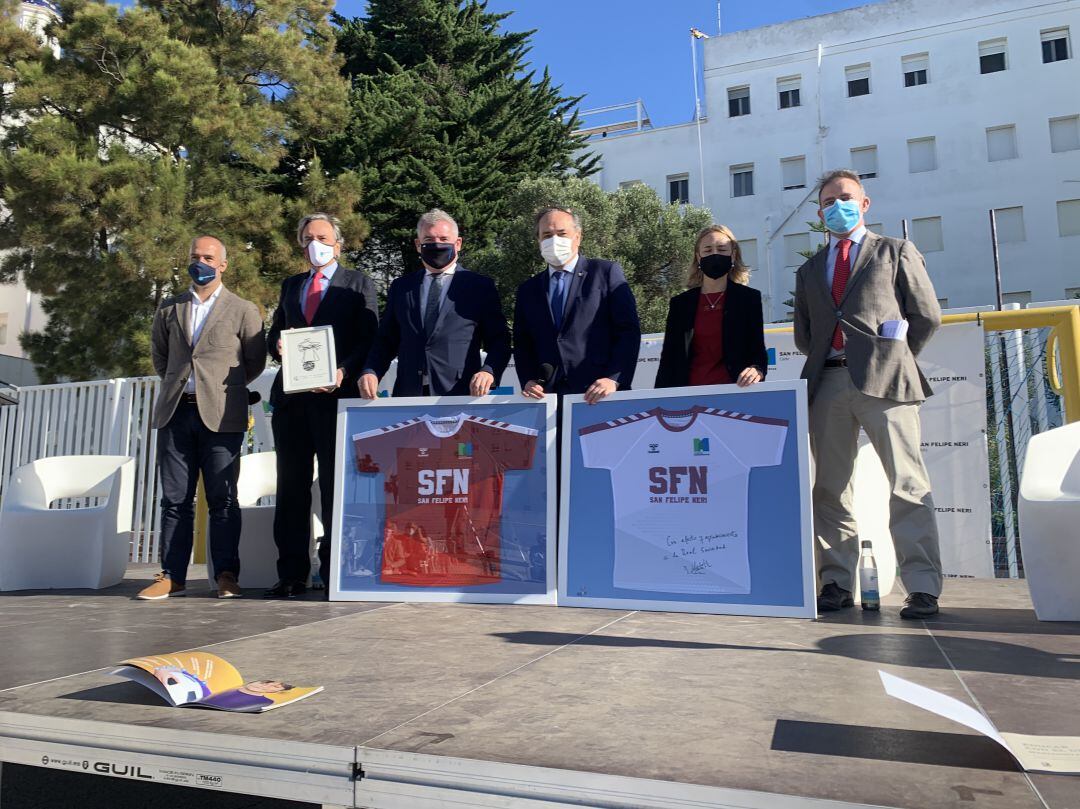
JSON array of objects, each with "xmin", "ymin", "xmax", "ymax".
[{"xmin": 332, "ymin": 1, "xmax": 887, "ymax": 127}]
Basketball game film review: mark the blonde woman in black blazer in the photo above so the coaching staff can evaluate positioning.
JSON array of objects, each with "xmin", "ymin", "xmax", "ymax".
[{"xmin": 656, "ymin": 224, "xmax": 768, "ymax": 388}]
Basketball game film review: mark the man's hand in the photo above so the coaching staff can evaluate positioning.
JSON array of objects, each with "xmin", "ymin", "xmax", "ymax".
[
  {"xmin": 736, "ymin": 366, "xmax": 763, "ymax": 387},
  {"xmin": 522, "ymin": 380, "xmax": 545, "ymax": 399},
  {"xmin": 358, "ymin": 372, "xmax": 380, "ymax": 399},
  {"xmin": 584, "ymin": 377, "xmax": 616, "ymax": 404},
  {"xmin": 277, "ymin": 338, "xmax": 283, "ymax": 355},
  {"xmin": 470, "ymin": 371, "xmax": 495, "ymax": 397},
  {"xmin": 313, "ymin": 367, "xmax": 344, "ymax": 394}
]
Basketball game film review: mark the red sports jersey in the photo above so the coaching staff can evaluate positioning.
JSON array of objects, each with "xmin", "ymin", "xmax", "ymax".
[{"xmin": 353, "ymin": 414, "xmax": 538, "ymax": 586}]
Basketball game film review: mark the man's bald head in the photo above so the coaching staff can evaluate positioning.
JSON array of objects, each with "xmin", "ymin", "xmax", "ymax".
[{"xmin": 190, "ymin": 235, "xmax": 227, "ymax": 264}]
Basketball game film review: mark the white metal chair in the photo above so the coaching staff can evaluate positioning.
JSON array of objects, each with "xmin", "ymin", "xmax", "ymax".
[
  {"xmin": 0, "ymin": 455, "xmax": 135, "ymax": 591},
  {"xmin": 206, "ymin": 451, "xmax": 319, "ymax": 589},
  {"xmin": 1018, "ymin": 420, "xmax": 1080, "ymax": 621}
]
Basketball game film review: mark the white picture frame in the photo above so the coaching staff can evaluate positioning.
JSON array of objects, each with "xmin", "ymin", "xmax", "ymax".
[{"xmin": 281, "ymin": 325, "xmax": 337, "ymax": 393}]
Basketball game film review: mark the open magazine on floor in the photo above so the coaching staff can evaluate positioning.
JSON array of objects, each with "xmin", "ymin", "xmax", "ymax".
[{"xmin": 111, "ymin": 651, "xmax": 322, "ymax": 713}]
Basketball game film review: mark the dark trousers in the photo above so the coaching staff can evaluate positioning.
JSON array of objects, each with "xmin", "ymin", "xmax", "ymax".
[
  {"xmin": 157, "ymin": 402, "xmax": 243, "ymax": 585},
  {"xmin": 271, "ymin": 395, "xmax": 338, "ymax": 585}
]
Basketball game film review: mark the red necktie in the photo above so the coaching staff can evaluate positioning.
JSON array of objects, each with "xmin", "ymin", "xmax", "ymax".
[
  {"xmin": 830, "ymin": 239, "xmax": 852, "ymax": 351},
  {"xmin": 304, "ymin": 270, "xmax": 324, "ymax": 325}
]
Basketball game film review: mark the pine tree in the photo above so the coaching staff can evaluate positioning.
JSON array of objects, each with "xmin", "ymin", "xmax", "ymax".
[
  {"xmin": 0, "ymin": 0, "xmax": 360, "ymax": 381},
  {"xmin": 325, "ymin": 0, "xmax": 598, "ymax": 279}
]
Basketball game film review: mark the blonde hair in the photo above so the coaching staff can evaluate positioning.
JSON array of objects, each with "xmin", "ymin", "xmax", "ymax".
[{"xmin": 686, "ymin": 224, "xmax": 750, "ymax": 288}]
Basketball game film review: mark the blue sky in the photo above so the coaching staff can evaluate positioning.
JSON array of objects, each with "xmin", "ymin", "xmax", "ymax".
[{"xmin": 333, "ymin": 1, "xmax": 887, "ymax": 127}]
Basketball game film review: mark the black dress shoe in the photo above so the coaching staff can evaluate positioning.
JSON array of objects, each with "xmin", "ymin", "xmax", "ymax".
[
  {"xmin": 817, "ymin": 582, "xmax": 854, "ymax": 612},
  {"xmin": 263, "ymin": 580, "xmax": 307, "ymax": 599},
  {"xmin": 900, "ymin": 592, "xmax": 939, "ymax": 619}
]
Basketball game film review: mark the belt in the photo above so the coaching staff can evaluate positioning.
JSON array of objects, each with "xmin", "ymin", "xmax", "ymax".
[
  {"xmin": 823, "ymin": 357, "xmax": 848, "ymax": 368},
  {"xmin": 179, "ymin": 392, "xmax": 198, "ymax": 404}
]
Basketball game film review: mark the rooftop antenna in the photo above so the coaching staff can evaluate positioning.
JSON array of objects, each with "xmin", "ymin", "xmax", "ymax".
[
  {"xmin": 717, "ymin": 1, "xmax": 722, "ymax": 34},
  {"xmin": 690, "ymin": 28, "xmax": 709, "ymax": 206}
]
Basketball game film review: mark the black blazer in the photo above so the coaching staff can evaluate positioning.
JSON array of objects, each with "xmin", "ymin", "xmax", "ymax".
[
  {"xmin": 363, "ymin": 267, "xmax": 511, "ymax": 396},
  {"xmin": 655, "ymin": 282, "xmax": 768, "ymax": 388},
  {"xmin": 267, "ymin": 265, "xmax": 380, "ymax": 407},
  {"xmin": 512, "ymin": 256, "xmax": 641, "ymax": 394}
]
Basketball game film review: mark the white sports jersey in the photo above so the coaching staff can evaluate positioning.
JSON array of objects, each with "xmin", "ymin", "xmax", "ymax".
[{"xmin": 579, "ymin": 405, "xmax": 788, "ymax": 595}]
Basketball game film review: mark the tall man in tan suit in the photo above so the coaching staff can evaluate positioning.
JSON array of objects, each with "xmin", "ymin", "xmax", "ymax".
[
  {"xmin": 794, "ymin": 170, "xmax": 943, "ymax": 619},
  {"xmin": 139, "ymin": 236, "xmax": 266, "ymax": 600}
]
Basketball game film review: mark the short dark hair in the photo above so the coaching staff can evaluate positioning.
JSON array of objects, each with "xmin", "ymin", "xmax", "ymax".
[
  {"xmin": 534, "ymin": 206, "xmax": 582, "ymax": 234},
  {"xmin": 816, "ymin": 169, "xmax": 863, "ymax": 204}
]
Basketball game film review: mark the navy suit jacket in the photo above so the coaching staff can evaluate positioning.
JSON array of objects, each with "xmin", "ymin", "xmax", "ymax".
[
  {"xmin": 513, "ymin": 256, "xmax": 641, "ymax": 394},
  {"xmin": 267, "ymin": 265, "xmax": 379, "ymax": 408},
  {"xmin": 364, "ymin": 267, "xmax": 511, "ymax": 396}
]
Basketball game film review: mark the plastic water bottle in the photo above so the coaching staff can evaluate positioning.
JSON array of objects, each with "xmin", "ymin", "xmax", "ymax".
[{"xmin": 858, "ymin": 540, "xmax": 880, "ymax": 611}]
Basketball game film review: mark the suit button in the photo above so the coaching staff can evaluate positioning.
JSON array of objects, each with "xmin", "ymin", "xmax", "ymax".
[{"xmin": 836, "ymin": 310, "xmax": 843, "ymax": 318}]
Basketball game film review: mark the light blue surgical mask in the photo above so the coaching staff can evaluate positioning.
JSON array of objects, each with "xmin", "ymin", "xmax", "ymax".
[{"xmin": 823, "ymin": 199, "xmax": 862, "ymax": 234}]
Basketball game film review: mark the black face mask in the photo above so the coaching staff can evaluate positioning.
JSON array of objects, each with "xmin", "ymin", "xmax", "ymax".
[
  {"xmin": 699, "ymin": 253, "xmax": 733, "ymax": 280},
  {"xmin": 187, "ymin": 261, "xmax": 217, "ymax": 286},
  {"xmin": 420, "ymin": 242, "xmax": 456, "ymax": 270}
]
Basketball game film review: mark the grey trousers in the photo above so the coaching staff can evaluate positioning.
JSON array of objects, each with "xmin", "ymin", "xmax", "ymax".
[{"xmin": 809, "ymin": 367, "xmax": 943, "ymax": 597}]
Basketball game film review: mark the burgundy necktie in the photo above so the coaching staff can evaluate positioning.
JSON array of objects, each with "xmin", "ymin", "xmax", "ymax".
[
  {"xmin": 830, "ymin": 239, "xmax": 852, "ymax": 351},
  {"xmin": 304, "ymin": 270, "xmax": 324, "ymax": 325}
]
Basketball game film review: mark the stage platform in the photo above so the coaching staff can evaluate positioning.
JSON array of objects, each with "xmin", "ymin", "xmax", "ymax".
[{"xmin": 1, "ymin": 566, "xmax": 1079, "ymax": 808}]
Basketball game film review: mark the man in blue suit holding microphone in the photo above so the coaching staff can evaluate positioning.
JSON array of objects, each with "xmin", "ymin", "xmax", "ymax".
[
  {"xmin": 514, "ymin": 207, "xmax": 641, "ymax": 402},
  {"xmin": 359, "ymin": 209, "xmax": 511, "ymax": 398}
]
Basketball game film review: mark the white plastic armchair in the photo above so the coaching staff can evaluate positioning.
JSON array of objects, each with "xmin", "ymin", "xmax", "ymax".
[
  {"xmin": 1018, "ymin": 420, "xmax": 1080, "ymax": 621},
  {"xmin": 0, "ymin": 455, "xmax": 135, "ymax": 591},
  {"xmin": 207, "ymin": 451, "xmax": 319, "ymax": 589}
]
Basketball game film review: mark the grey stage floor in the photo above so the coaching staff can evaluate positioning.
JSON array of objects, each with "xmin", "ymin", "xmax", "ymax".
[{"xmin": 1, "ymin": 566, "xmax": 1079, "ymax": 808}]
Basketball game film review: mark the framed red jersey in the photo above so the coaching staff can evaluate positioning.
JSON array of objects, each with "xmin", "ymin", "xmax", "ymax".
[{"xmin": 329, "ymin": 395, "xmax": 557, "ymax": 604}]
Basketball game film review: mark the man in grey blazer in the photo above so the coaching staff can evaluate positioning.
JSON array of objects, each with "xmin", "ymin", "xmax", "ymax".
[
  {"xmin": 794, "ymin": 169, "xmax": 943, "ymax": 619},
  {"xmin": 138, "ymin": 235, "xmax": 267, "ymax": 600}
]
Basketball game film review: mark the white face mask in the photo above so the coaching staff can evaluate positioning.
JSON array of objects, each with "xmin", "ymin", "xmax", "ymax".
[
  {"xmin": 540, "ymin": 235, "xmax": 575, "ymax": 267},
  {"xmin": 306, "ymin": 239, "xmax": 336, "ymax": 268}
]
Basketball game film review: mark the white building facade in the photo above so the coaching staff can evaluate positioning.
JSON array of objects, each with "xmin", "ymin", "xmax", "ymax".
[{"xmin": 587, "ymin": 0, "xmax": 1080, "ymax": 321}]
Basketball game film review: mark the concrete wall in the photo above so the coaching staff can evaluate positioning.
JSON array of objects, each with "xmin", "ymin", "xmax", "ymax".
[{"xmin": 587, "ymin": 0, "xmax": 1080, "ymax": 320}]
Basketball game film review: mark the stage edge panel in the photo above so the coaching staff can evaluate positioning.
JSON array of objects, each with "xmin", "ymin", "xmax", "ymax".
[
  {"xmin": 355, "ymin": 747, "xmax": 896, "ymax": 809},
  {"xmin": 0, "ymin": 711, "xmax": 355, "ymax": 806}
]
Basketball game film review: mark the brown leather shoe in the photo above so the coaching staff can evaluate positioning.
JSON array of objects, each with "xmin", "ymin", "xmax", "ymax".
[
  {"xmin": 137, "ymin": 572, "xmax": 185, "ymax": 601},
  {"xmin": 216, "ymin": 571, "xmax": 242, "ymax": 599}
]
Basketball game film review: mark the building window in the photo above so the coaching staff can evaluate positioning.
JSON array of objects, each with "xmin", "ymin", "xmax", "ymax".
[
  {"xmin": 781, "ymin": 156, "xmax": 806, "ymax": 190},
  {"xmin": 728, "ymin": 86, "xmax": 751, "ymax": 117},
  {"xmin": 979, "ymin": 38, "xmax": 1008, "ymax": 73},
  {"xmin": 618, "ymin": 180, "xmax": 644, "ymax": 190},
  {"xmin": 907, "ymin": 137, "xmax": 937, "ymax": 173},
  {"xmin": 777, "ymin": 76, "xmax": 801, "ymax": 109},
  {"xmin": 1058, "ymin": 199, "xmax": 1080, "ymax": 237},
  {"xmin": 866, "ymin": 223, "xmax": 884, "ymax": 234},
  {"xmin": 740, "ymin": 238, "xmax": 758, "ymax": 271},
  {"xmin": 0, "ymin": 313, "xmax": 7, "ymax": 346},
  {"xmin": 1042, "ymin": 27, "xmax": 1071, "ymax": 63},
  {"xmin": 902, "ymin": 53, "xmax": 929, "ymax": 86},
  {"xmin": 667, "ymin": 174, "xmax": 690, "ymax": 204},
  {"xmin": 1050, "ymin": 115, "xmax": 1080, "ymax": 153},
  {"xmin": 986, "ymin": 125, "xmax": 1018, "ymax": 161},
  {"xmin": 731, "ymin": 164, "xmax": 754, "ymax": 197},
  {"xmin": 910, "ymin": 216, "xmax": 944, "ymax": 252},
  {"xmin": 850, "ymin": 145, "xmax": 878, "ymax": 179},
  {"xmin": 846, "ymin": 64, "xmax": 871, "ymax": 97},
  {"xmin": 784, "ymin": 233, "xmax": 811, "ymax": 267},
  {"xmin": 993, "ymin": 207, "xmax": 1026, "ymax": 243}
]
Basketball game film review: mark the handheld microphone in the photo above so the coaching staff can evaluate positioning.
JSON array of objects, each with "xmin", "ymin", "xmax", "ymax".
[{"xmin": 538, "ymin": 363, "xmax": 555, "ymax": 388}]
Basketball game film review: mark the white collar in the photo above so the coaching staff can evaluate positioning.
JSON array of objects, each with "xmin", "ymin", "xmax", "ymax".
[
  {"xmin": 832, "ymin": 226, "xmax": 867, "ymax": 246},
  {"xmin": 310, "ymin": 260, "xmax": 339, "ymax": 278},
  {"xmin": 189, "ymin": 284, "xmax": 224, "ymax": 306},
  {"xmin": 424, "ymin": 263, "xmax": 458, "ymax": 277},
  {"xmin": 548, "ymin": 254, "xmax": 580, "ymax": 275}
]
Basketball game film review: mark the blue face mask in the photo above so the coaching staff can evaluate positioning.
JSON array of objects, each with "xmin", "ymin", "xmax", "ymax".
[
  {"xmin": 823, "ymin": 199, "xmax": 862, "ymax": 234},
  {"xmin": 187, "ymin": 261, "xmax": 217, "ymax": 286}
]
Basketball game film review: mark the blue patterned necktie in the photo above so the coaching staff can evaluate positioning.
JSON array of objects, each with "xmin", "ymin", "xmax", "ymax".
[{"xmin": 550, "ymin": 270, "xmax": 567, "ymax": 331}]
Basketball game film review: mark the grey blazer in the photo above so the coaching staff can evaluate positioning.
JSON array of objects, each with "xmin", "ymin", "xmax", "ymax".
[
  {"xmin": 151, "ymin": 286, "xmax": 267, "ymax": 432},
  {"xmin": 793, "ymin": 232, "xmax": 941, "ymax": 403}
]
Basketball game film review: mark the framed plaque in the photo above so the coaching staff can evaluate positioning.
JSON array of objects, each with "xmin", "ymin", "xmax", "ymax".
[{"xmin": 281, "ymin": 325, "xmax": 337, "ymax": 393}]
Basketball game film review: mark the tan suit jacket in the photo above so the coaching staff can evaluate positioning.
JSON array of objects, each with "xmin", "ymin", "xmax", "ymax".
[
  {"xmin": 151, "ymin": 286, "xmax": 267, "ymax": 432},
  {"xmin": 793, "ymin": 232, "xmax": 941, "ymax": 403}
]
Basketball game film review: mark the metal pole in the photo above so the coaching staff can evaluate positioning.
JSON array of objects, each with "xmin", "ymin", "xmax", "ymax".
[
  {"xmin": 717, "ymin": 1, "xmax": 722, "ymax": 34},
  {"xmin": 690, "ymin": 35, "xmax": 707, "ymax": 207},
  {"xmin": 990, "ymin": 209, "xmax": 1003, "ymax": 311},
  {"xmin": 901, "ymin": 219, "xmax": 909, "ymax": 240}
]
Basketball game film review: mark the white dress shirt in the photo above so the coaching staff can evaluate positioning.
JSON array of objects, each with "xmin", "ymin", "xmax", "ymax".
[
  {"xmin": 420, "ymin": 263, "xmax": 457, "ymax": 313},
  {"xmin": 299, "ymin": 260, "xmax": 338, "ymax": 307},
  {"xmin": 186, "ymin": 284, "xmax": 223, "ymax": 393},
  {"xmin": 824, "ymin": 226, "xmax": 867, "ymax": 358}
]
